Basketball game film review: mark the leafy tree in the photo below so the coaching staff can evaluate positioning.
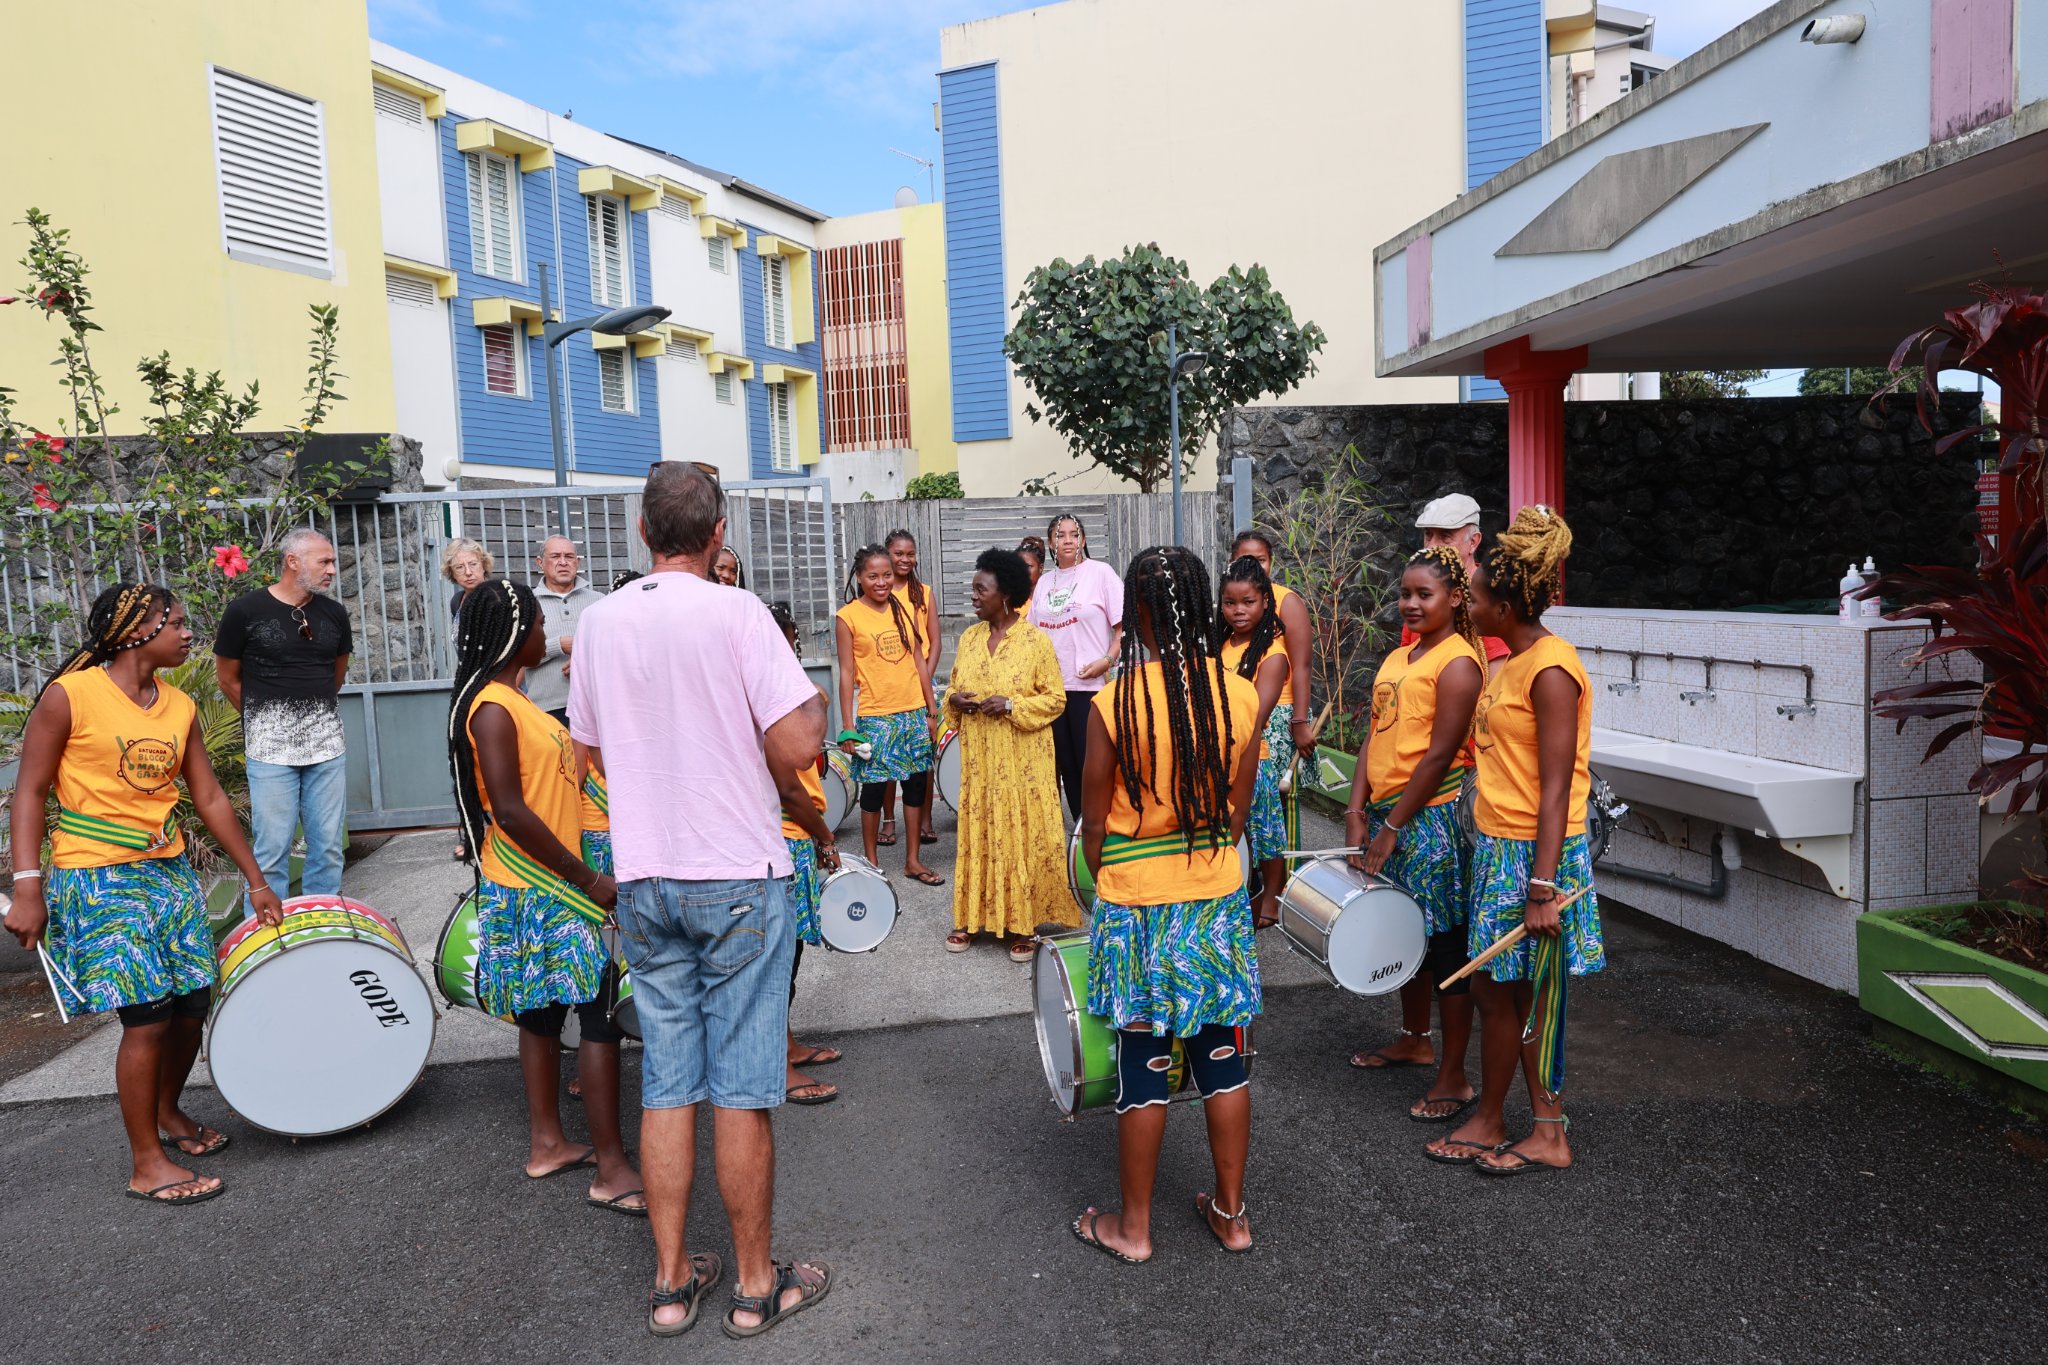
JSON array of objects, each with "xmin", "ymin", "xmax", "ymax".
[
  {"xmin": 1003, "ymin": 243, "xmax": 1326, "ymax": 492},
  {"xmin": 1798, "ymin": 366, "xmax": 1919, "ymax": 396},
  {"xmin": 903, "ymin": 470, "xmax": 962, "ymax": 499},
  {"xmin": 1662, "ymin": 368, "xmax": 1768, "ymax": 399}
]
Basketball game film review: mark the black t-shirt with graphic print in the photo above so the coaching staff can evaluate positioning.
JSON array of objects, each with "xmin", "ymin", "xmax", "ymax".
[{"xmin": 214, "ymin": 587, "xmax": 352, "ymax": 766}]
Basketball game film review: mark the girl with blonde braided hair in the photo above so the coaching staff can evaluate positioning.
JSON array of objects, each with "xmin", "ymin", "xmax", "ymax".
[
  {"xmin": 6, "ymin": 583, "xmax": 281, "ymax": 1205},
  {"xmin": 1343, "ymin": 546, "xmax": 1486, "ymax": 1121},
  {"xmin": 1423, "ymin": 505, "xmax": 1604, "ymax": 1177}
]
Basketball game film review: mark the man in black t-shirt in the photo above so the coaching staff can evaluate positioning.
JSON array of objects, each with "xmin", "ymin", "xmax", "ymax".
[{"xmin": 215, "ymin": 529, "xmax": 353, "ymax": 912}]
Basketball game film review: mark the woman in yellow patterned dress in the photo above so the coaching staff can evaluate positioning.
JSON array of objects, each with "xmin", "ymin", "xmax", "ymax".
[{"xmin": 943, "ymin": 548, "xmax": 1075, "ymax": 961}]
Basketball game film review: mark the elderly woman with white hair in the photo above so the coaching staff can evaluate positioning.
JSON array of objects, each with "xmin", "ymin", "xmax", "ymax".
[{"xmin": 443, "ymin": 537, "xmax": 493, "ymax": 623}]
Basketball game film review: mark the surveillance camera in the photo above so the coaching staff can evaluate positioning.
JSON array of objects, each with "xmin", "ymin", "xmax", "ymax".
[{"xmin": 1801, "ymin": 15, "xmax": 1865, "ymax": 44}]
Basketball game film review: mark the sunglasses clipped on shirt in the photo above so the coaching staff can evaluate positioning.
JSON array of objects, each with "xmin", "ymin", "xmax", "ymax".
[{"xmin": 290, "ymin": 604, "xmax": 313, "ymax": 642}]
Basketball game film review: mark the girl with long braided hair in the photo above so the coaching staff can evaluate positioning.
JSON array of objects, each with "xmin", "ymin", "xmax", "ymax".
[
  {"xmin": 835, "ymin": 545, "xmax": 942, "ymax": 883},
  {"xmin": 1344, "ymin": 545, "xmax": 1486, "ymax": 1120},
  {"xmin": 874, "ymin": 530, "xmax": 940, "ymax": 849},
  {"xmin": 1014, "ymin": 535, "xmax": 1046, "ymax": 621},
  {"xmin": 447, "ymin": 579, "xmax": 644, "ymax": 1213},
  {"xmin": 1230, "ymin": 530, "xmax": 1317, "ymax": 771},
  {"xmin": 1422, "ymin": 505, "xmax": 1603, "ymax": 1177},
  {"xmin": 1071, "ymin": 546, "xmax": 1264, "ymax": 1265},
  {"xmin": 1215, "ymin": 554, "xmax": 1291, "ymax": 931},
  {"xmin": 6, "ymin": 584, "xmax": 281, "ymax": 1206}
]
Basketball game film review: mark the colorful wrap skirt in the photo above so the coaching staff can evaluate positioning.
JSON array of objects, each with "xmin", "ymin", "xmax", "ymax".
[
  {"xmin": 1086, "ymin": 887, "xmax": 1261, "ymax": 1038},
  {"xmin": 472, "ymin": 876, "xmax": 606, "ymax": 1017},
  {"xmin": 1466, "ymin": 832, "xmax": 1604, "ymax": 982},
  {"xmin": 1369, "ymin": 801, "xmax": 1467, "ymax": 936},
  {"xmin": 45, "ymin": 855, "xmax": 213, "ymax": 1015},
  {"xmin": 785, "ymin": 836, "xmax": 824, "ymax": 948},
  {"xmin": 1247, "ymin": 714, "xmax": 1290, "ymax": 864},
  {"xmin": 855, "ymin": 708, "xmax": 933, "ymax": 785},
  {"xmin": 1261, "ymin": 703, "xmax": 1300, "ymax": 855},
  {"xmin": 580, "ymin": 829, "xmax": 613, "ymax": 878}
]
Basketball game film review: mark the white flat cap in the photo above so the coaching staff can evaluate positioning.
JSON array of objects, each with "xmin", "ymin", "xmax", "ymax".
[{"xmin": 1415, "ymin": 493, "xmax": 1481, "ymax": 530}]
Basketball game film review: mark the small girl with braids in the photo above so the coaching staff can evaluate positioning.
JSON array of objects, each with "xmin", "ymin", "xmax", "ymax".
[
  {"xmin": 6, "ymin": 584, "xmax": 282, "ymax": 1206},
  {"xmin": 1071, "ymin": 546, "xmax": 1264, "ymax": 1265},
  {"xmin": 1344, "ymin": 546, "xmax": 1486, "ymax": 1122},
  {"xmin": 448, "ymin": 579, "xmax": 644, "ymax": 1214},
  {"xmin": 1423, "ymin": 505, "xmax": 1603, "ymax": 1177},
  {"xmin": 835, "ymin": 544, "xmax": 942, "ymax": 883},
  {"xmin": 1215, "ymin": 554, "xmax": 1292, "ymax": 930}
]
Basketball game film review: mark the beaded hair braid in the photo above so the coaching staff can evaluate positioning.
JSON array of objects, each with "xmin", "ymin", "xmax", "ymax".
[
  {"xmin": 885, "ymin": 529, "xmax": 927, "ymax": 651},
  {"xmin": 446, "ymin": 579, "xmax": 538, "ymax": 880},
  {"xmin": 37, "ymin": 582, "xmax": 176, "ymax": 704},
  {"xmin": 1214, "ymin": 555, "xmax": 1281, "ymax": 682},
  {"xmin": 1482, "ymin": 504, "xmax": 1574, "ymax": 621},
  {"xmin": 1114, "ymin": 545, "xmax": 1235, "ymax": 859},
  {"xmin": 1407, "ymin": 545, "xmax": 1488, "ymax": 663}
]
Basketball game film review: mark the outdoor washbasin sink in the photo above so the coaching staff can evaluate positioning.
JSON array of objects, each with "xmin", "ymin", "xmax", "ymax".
[{"xmin": 1589, "ymin": 728, "xmax": 1856, "ymax": 840}]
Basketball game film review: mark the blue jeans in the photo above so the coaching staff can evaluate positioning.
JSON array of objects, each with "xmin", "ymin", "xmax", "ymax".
[
  {"xmin": 245, "ymin": 754, "xmax": 348, "ymax": 913},
  {"xmin": 616, "ymin": 874, "xmax": 794, "ymax": 1110}
]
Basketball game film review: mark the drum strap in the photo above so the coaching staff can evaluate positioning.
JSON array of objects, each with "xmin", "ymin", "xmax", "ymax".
[
  {"xmin": 486, "ymin": 832, "xmax": 608, "ymax": 927},
  {"xmin": 1368, "ymin": 765, "xmax": 1470, "ymax": 816},
  {"xmin": 54, "ymin": 806, "xmax": 178, "ymax": 852},
  {"xmin": 1098, "ymin": 828, "xmax": 1231, "ymax": 867}
]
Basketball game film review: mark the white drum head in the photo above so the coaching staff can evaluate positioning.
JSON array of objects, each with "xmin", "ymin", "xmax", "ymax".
[
  {"xmin": 1031, "ymin": 940, "xmax": 1080, "ymax": 1111},
  {"xmin": 818, "ymin": 855, "xmax": 897, "ymax": 953},
  {"xmin": 1325, "ymin": 883, "xmax": 1428, "ymax": 995},
  {"xmin": 208, "ymin": 939, "xmax": 435, "ymax": 1136},
  {"xmin": 822, "ymin": 756, "xmax": 854, "ymax": 832},
  {"xmin": 936, "ymin": 730, "xmax": 963, "ymax": 812}
]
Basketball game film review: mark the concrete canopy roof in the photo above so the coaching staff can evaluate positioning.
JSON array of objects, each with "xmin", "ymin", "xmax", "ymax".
[{"xmin": 1376, "ymin": 0, "xmax": 2048, "ymax": 377}]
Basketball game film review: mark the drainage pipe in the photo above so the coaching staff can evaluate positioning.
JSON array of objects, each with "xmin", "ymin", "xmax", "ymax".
[{"xmin": 1597, "ymin": 831, "xmax": 1730, "ymax": 899}]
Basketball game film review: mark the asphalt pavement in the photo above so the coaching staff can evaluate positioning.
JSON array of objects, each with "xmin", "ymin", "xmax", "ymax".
[{"xmin": 4, "ymin": 814, "xmax": 2047, "ymax": 1363}]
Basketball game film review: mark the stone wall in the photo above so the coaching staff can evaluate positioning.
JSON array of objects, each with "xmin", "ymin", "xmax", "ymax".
[{"xmin": 1219, "ymin": 395, "xmax": 1982, "ymax": 609}]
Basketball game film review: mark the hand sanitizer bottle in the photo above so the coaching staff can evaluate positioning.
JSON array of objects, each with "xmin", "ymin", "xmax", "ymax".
[
  {"xmin": 1839, "ymin": 563, "xmax": 1864, "ymax": 625},
  {"xmin": 1859, "ymin": 556, "xmax": 1882, "ymax": 620}
]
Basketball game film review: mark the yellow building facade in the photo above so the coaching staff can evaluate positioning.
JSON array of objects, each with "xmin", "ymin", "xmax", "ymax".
[{"xmin": 0, "ymin": 0, "xmax": 395, "ymax": 436}]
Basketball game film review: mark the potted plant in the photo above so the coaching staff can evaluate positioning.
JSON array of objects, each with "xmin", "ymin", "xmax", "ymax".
[{"xmin": 1860, "ymin": 283, "xmax": 2048, "ymax": 1098}]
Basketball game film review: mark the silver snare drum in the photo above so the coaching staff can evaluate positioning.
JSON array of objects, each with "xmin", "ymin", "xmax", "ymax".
[
  {"xmin": 817, "ymin": 852, "xmax": 897, "ymax": 953},
  {"xmin": 1276, "ymin": 859, "xmax": 1427, "ymax": 996}
]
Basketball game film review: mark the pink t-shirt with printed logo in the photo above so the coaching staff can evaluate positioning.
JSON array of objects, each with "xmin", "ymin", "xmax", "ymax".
[
  {"xmin": 1030, "ymin": 557, "xmax": 1125, "ymax": 692},
  {"xmin": 568, "ymin": 571, "xmax": 817, "ymax": 883}
]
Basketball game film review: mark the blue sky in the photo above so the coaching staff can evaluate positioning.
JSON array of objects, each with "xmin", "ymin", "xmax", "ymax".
[{"xmin": 369, "ymin": 0, "xmax": 1777, "ymax": 219}]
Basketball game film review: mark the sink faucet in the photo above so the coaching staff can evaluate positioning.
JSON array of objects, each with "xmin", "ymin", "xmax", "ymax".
[
  {"xmin": 1605, "ymin": 650, "xmax": 1641, "ymax": 697},
  {"xmin": 1679, "ymin": 688, "xmax": 1716, "ymax": 705}
]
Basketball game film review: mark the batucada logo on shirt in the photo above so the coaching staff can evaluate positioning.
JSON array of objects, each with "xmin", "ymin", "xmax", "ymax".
[
  {"xmin": 1370, "ymin": 679, "xmax": 1400, "ymax": 734},
  {"xmin": 116, "ymin": 733, "xmax": 181, "ymax": 793},
  {"xmin": 875, "ymin": 628, "xmax": 906, "ymax": 663}
]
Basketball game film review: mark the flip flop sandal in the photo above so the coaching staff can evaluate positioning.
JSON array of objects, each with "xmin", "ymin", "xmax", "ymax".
[
  {"xmin": 1476, "ymin": 1149, "xmax": 1565, "ymax": 1178},
  {"xmin": 126, "ymin": 1179, "xmax": 225, "ymax": 1206},
  {"xmin": 791, "ymin": 1045, "xmax": 842, "ymax": 1067},
  {"xmin": 649, "ymin": 1252, "xmax": 724, "ymax": 1338},
  {"xmin": 1070, "ymin": 1210, "xmax": 1148, "ymax": 1265},
  {"xmin": 159, "ymin": 1127, "xmax": 230, "ymax": 1157},
  {"xmin": 1409, "ymin": 1094, "xmax": 1479, "ymax": 1125},
  {"xmin": 906, "ymin": 871, "xmax": 947, "ymax": 887},
  {"xmin": 1193, "ymin": 1193, "xmax": 1252, "ymax": 1254},
  {"xmin": 1008, "ymin": 941, "xmax": 1035, "ymax": 963},
  {"xmin": 1423, "ymin": 1138, "xmax": 1505, "ymax": 1167},
  {"xmin": 920, "ymin": 830, "xmax": 940, "ymax": 845},
  {"xmin": 878, "ymin": 823, "xmax": 898, "ymax": 847},
  {"xmin": 785, "ymin": 1083, "xmax": 839, "ymax": 1106},
  {"xmin": 589, "ymin": 1189, "xmax": 650, "ymax": 1217},
  {"xmin": 721, "ymin": 1260, "xmax": 833, "ymax": 1339},
  {"xmin": 527, "ymin": 1147, "xmax": 597, "ymax": 1180},
  {"xmin": 1349, "ymin": 1048, "xmax": 1426, "ymax": 1071}
]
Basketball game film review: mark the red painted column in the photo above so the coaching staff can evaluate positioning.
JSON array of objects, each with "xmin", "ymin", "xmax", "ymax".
[{"xmin": 1484, "ymin": 336, "xmax": 1587, "ymax": 518}]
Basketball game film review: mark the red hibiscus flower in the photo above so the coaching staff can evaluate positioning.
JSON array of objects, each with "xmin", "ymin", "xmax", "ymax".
[
  {"xmin": 213, "ymin": 544, "xmax": 251, "ymax": 578},
  {"xmin": 31, "ymin": 483, "xmax": 60, "ymax": 512}
]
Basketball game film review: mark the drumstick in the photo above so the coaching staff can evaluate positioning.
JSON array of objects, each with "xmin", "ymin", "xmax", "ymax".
[
  {"xmin": 1279, "ymin": 846, "xmax": 1363, "ymax": 859},
  {"xmin": 1438, "ymin": 885, "xmax": 1591, "ymax": 990},
  {"xmin": 36, "ymin": 943, "xmax": 79, "ymax": 1025}
]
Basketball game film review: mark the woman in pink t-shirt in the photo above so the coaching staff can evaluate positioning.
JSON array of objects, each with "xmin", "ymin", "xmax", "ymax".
[{"xmin": 1030, "ymin": 513, "xmax": 1123, "ymax": 817}]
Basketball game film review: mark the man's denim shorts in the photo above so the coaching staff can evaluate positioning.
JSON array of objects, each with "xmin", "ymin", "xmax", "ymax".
[{"xmin": 615, "ymin": 875, "xmax": 795, "ymax": 1110}]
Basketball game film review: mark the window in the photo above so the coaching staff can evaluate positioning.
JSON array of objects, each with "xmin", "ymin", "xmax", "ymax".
[
  {"xmin": 666, "ymin": 337, "xmax": 699, "ymax": 364},
  {"xmin": 768, "ymin": 381, "xmax": 796, "ymax": 471},
  {"xmin": 598, "ymin": 348, "xmax": 633, "ymax": 413},
  {"xmin": 465, "ymin": 150, "xmax": 519, "ymax": 280},
  {"xmin": 587, "ymin": 194, "xmax": 630, "ymax": 309},
  {"xmin": 210, "ymin": 67, "xmax": 332, "ymax": 275},
  {"xmin": 707, "ymin": 234, "xmax": 728, "ymax": 274},
  {"xmin": 385, "ymin": 272, "xmax": 437, "ymax": 309},
  {"xmin": 713, "ymin": 370, "xmax": 735, "ymax": 404},
  {"xmin": 481, "ymin": 324, "xmax": 525, "ymax": 396},
  {"xmin": 820, "ymin": 240, "xmax": 910, "ymax": 450},
  {"xmin": 658, "ymin": 195, "xmax": 693, "ymax": 224},
  {"xmin": 372, "ymin": 84, "xmax": 425, "ymax": 126},
  {"xmin": 762, "ymin": 254, "xmax": 790, "ymax": 350}
]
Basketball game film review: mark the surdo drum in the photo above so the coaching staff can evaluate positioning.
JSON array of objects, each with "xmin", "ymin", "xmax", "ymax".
[
  {"xmin": 817, "ymin": 852, "xmax": 897, "ymax": 953},
  {"xmin": 1275, "ymin": 860, "xmax": 1427, "ymax": 996},
  {"xmin": 821, "ymin": 749, "xmax": 857, "ymax": 832},
  {"xmin": 209, "ymin": 895, "xmax": 436, "ymax": 1136},
  {"xmin": 935, "ymin": 727, "xmax": 963, "ymax": 812}
]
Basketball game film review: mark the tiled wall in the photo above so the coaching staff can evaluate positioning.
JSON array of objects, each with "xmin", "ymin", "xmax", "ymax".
[{"xmin": 1547, "ymin": 609, "xmax": 1982, "ymax": 993}]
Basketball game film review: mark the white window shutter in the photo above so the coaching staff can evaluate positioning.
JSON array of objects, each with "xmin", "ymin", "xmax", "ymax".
[
  {"xmin": 587, "ymin": 196, "xmax": 627, "ymax": 308},
  {"xmin": 599, "ymin": 349, "xmax": 630, "ymax": 411},
  {"xmin": 714, "ymin": 370, "xmax": 734, "ymax": 404},
  {"xmin": 769, "ymin": 381, "xmax": 796, "ymax": 471},
  {"xmin": 707, "ymin": 235, "xmax": 727, "ymax": 274},
  {"xmin": 467, "ymin": 152, "xmax": 517, "ymax": 279},
  {"xmin": 665, "ymin": 337, "xmax": 699, "ymax": 363},
  {"xmin": 386, "ymin": 272, "xmax": 436, "ymax": 308},
  {"xmin": 211, "ymin": 67, "xmax": 332, "ymax": 273},
  {"xmin": 658, "ymin": 195, "xmax": 692, "ymax": 223},
  {"xmin": 763, "ymin": 255, "xmax": 789, "ymax": 349},
  {"xmin": 482, "ymin": 324, "xmax": 521, "ymax": 395},
  {"xmin": 372, "ymin": 84, "xmax": 424, "ymax": 125},
  {"xmin": 466, "ymin": 154, "xmax": 488, "ymax": 269}
]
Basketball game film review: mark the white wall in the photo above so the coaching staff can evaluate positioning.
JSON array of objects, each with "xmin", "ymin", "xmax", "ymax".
[
  {"xmin": 374, "ymin": 90, "xmax": 446, "ymax": 265},
  {"xmin": 655, "ymin": 343, "xmax": 749, "ymax": 482},
  {"xmin": 387, "ymin": 293, "xmax": 460, "ymax": 487}
]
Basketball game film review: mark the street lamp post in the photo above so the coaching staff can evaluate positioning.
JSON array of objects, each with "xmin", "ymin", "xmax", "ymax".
[
  {"xmin": 1165, "ymin": 323, "xmax": 1210, "ymax": 547},
  {"xmin": 536, "ymin": 261, "xmax": 671, "ymax": 534}
]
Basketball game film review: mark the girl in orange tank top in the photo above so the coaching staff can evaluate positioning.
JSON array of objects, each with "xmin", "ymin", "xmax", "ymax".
[
  {"xmin": 1421, "ymin": 507, "xmax": 1604, "ymax": 1179},
  {"xmin": 4, "ymin": 584, "xmax": 279, "ymax": 1206}
]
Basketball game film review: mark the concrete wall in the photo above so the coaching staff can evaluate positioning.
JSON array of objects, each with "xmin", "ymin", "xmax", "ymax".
[
  {"xmin": 937, "ymin": 0, "xmax": 1465, "ymax": 498},
  {"xmin": 4, "ymin": 0, "xmax": 396, "ymax": 434}
]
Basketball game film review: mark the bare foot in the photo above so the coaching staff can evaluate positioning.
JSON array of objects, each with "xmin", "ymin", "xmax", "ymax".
[{"xmin": 1197, "ymin": 1193, "xmax": 1252, "ymax": 1252}]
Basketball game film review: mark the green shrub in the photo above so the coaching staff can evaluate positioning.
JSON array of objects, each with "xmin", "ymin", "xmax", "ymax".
[{"xmin": 904, "ymin": 471, "xmax": 963, "ymax": 500}]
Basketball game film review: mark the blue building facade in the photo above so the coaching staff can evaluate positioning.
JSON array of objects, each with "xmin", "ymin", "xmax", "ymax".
[
  {"xmin": 936, "ymin": 61, "xmax": 1010, "ymax": 443},
  {"xmin": 440, "ymin": 113, "xmax": 662, "ymax": 479},
  {"xmin": 737, "ymin": 216, "xmax": 826, "ymax": 481},
  {"xmin": 1463, "ymin": 0, "xmax": 1548, "ymax": 402}
]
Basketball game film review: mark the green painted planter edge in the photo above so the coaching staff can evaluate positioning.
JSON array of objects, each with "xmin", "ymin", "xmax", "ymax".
[
  {"xmin": 1856, "ymin": 902, "xmax": 2048, "ymax": 1096},
  {"xmin": 1299, "ymin": 745, "xmax": 1357, "ymax": 819}
]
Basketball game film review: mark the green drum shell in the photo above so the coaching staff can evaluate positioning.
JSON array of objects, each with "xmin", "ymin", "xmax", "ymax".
[
  {"xmin": 434, "ymin": 895, "xmax": 484, "ymax": 1011},
  {"xmin": 1032, "ymin": 932, "xmax": 1191, "ymax": 1118}
]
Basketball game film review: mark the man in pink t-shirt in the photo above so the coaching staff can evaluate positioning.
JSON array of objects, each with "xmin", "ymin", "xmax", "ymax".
[
  {"xmin": 1029, "ymin": 513, "xmax": 1125, "ymax": 817},
  {"xmin": 568, "ymin": 463, "xmax": 831, "ymax": 1337}
]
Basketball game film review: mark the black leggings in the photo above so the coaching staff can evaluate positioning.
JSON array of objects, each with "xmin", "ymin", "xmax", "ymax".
[
  {"xmin": 862, "ymin": 771, "xmax": 928, "ymax": 811},
  {"xmin": 1427, "ymin": 929, "xmax": 1473, "ymax": 998},
  {"xmin": 790, "ymin": 940, "xmax": 803, "ymax": 1007},
  {"xmin": 117, "ymin": 987, "xmax": 211, "ymax": 1028},
  {"xmin": 1050, "ymin": 690, "xmax": 1093, "ymax": 818}
]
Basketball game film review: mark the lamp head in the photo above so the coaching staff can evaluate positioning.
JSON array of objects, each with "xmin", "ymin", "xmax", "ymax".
[
  {"xmin": 1173, "ymin": 351, "xmax": 1210, "ymax": 380},
  {"xmin": 593, "ymin": 304, "xmax": 672, "ymax": 335}
]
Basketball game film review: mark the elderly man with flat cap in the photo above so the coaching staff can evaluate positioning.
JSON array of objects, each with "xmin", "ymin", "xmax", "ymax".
[{"xmin": 1403, "ymin": 494, "xmax": 1509, "ymax": 673}]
